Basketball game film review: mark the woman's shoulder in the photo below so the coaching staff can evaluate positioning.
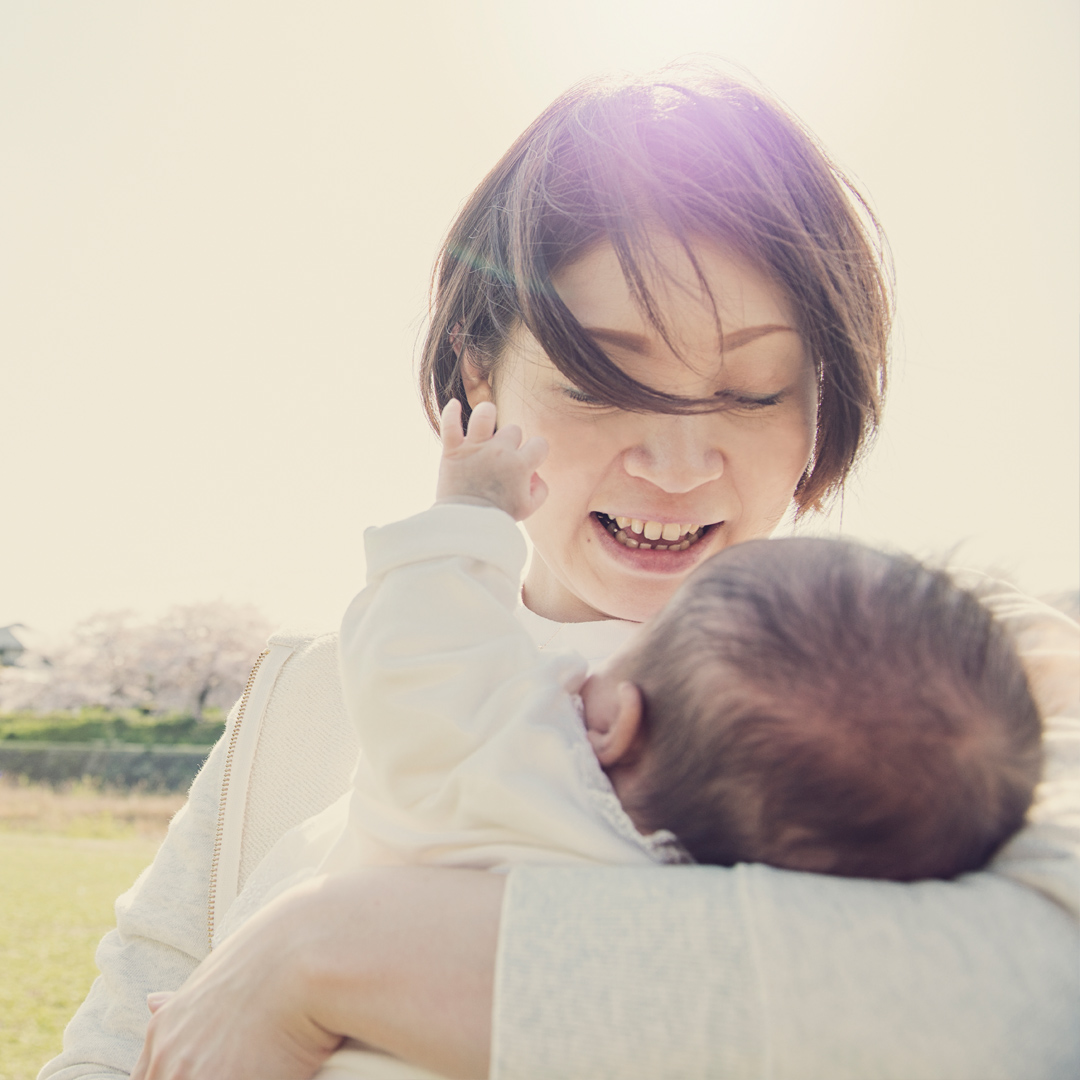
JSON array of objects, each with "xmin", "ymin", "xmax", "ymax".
[
  {"xmin": 235, "ymin": 628, "xmax": 359, "ymax": 891},
  {"xmin": 249, "ymin": 627, "xmax": 351, "ymax": 750},
  {"xmin": 944, "ymin": 574, "xmax": 1080, "ymax": 916},
  {"xmin": 953, "ymin": 572, "xmax": 1079, "ymax": 723}
]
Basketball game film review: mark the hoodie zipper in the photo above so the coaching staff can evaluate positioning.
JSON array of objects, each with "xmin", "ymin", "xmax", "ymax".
[{"xmin": 207, "ymin": 648, "xmax": 269, "ymax": 950}]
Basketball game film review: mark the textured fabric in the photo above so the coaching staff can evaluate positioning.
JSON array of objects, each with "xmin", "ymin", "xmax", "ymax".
[
  {"xmin": 239, "ymin": 631, "xmax": 357, "ymax": 889},
  {"xmin": 40, "ymin": 576, "xmax": 1080, "ymax": 1080},
  {"xmin": 495, "ymin": 863, "xmax": 1078, "ymax": 1080},
  {"xmin": 494, "ymin": 865, "xmax": 765, "ymax": 1080}
]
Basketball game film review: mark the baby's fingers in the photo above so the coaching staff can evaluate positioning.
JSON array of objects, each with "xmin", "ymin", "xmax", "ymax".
[
  {"xmin": 490, "ymin": 422, "xmax": 522, "ymax": 450},
  {"xmin": 465, "ymin": 401, "xmax": 497, "ymax": 442},
  {"xmin": 440, "ymin": 399, "xmax": 465, "ymax": 451},
  {"xmin": 519, "ymin": 435, "xmax": 548, "ymax": 473},
  {"xmin": 527, "ymin": 470, "xmax": 549, "ymax": 516}
]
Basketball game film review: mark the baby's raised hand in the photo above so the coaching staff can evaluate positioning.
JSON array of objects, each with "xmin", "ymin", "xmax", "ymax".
[{"xmin": 436, "ymin": 399, "xmax": 548, "ymax": 521}]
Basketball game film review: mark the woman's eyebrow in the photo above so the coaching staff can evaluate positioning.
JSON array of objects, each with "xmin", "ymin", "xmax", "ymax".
[
  {"xmin": 582, "ymin": 324, "xmax": 793, "ymax": 354},
  {"xmin": 581, "ymin": 327, "xmax": 654, "ymax": 354},
  {"xmin": 720, "ymin": 324, "xmax": 794, "ymax": 350}
]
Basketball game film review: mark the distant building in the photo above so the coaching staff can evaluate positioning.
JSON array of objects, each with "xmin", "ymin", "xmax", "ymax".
[{"xmin": 0, "ymin": 625, "xmax": 25, "ymax": 666}]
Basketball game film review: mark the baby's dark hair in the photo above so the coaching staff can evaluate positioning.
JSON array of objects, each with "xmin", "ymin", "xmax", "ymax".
[{"xmin": 623, "ymin": 538, "xmax": 1042, "ymax": 881}]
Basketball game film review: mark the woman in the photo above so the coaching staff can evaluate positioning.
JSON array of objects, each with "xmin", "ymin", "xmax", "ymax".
[{"xmin": 46, "ymin": 65, "xmax": 1078, "ymax": 1080}]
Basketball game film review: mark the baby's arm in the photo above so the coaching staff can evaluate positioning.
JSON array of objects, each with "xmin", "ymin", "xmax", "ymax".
[
  {"xmin": 338, "ymin": 401, "xmax": 659, "ymax": 867},
  {"xmin": 338, "ymin": 401, "xmax": 552, "ymax": 828}
]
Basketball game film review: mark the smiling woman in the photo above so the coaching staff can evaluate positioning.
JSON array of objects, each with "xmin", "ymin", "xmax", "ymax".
[
  {"xmin": 422, "ymin": 76, "xmax": 889, "ymax": 516},
  {"xmin": 460, "ymin": 238, "xmax": 819, "ymax": 622},
  {"xmin": 47, "ymin": 63, "xmax": 1078, "ymax": 1080},
  {"xmin": 418, "ymin": 72, "xmax": 887, "ymax": 627}
]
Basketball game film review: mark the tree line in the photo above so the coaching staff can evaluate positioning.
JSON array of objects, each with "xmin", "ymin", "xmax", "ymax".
[{"xmin": 0, "ymin": 603, "xmax": 273, "ymax": 721}]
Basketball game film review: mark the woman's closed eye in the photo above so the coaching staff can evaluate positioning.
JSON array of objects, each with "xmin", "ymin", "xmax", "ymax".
[
  {"xmin": 713, "ymin": 389, "xmax": 786, "ymax": 411},
  {"xmin": 560, "ymin": 385, "xmax": 608, "ymax": 406},
  {"xmin": 561, "ymin": 383, "xmax": 786, "ymax": 410}
]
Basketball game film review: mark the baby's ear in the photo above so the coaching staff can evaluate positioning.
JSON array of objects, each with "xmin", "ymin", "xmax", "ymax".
[{"xmin": 587, "ymin": 680, "xmax": 644, "ymax": 766}]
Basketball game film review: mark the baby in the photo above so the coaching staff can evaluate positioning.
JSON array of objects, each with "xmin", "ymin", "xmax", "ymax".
[{"xmin": 327, "ymin": 399, "xmax": 1042, "ymax": 883}]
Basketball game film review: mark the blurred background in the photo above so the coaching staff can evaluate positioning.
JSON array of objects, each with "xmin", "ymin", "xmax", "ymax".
[
  {"xmin": 0, "ymin": 4, "xmax": 1076, "ymax": 1074},
  {"xmin": 2, "ymin": 0, "xmax": 1077, "ymax": 647}
]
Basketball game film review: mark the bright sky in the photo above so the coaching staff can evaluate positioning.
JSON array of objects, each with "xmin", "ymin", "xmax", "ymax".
[{"xmin": 2, "ymin": 0, "xmax": 1077, "ymax": 638}]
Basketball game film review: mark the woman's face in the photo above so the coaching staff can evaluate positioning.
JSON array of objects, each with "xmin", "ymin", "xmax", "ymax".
[{"xmin": 464, "ymin": 235, "xmax": 818, "ymax": 623}]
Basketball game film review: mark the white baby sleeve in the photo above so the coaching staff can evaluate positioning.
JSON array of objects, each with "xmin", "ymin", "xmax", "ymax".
[
  {"xmin": 335, "ymin": 502, "xmax": 658, "ymax": 868},
  {"xmin": 339, "ymin": 502, "xmax": 535, "ymax": 797}
]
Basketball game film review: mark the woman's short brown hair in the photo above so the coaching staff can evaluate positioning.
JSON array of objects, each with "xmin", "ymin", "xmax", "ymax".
[{"xmin": 419, "ymin": 63, "xmax": 892, "ymax": 509}]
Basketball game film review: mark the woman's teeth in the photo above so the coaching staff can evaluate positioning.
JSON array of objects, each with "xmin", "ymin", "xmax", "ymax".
[{"xmin": 597, "ymin": 513, "xmax": 706, "ymax": 551}]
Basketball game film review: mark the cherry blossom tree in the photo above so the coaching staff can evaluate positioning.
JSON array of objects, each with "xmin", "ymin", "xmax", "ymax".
[
  {"xmin": 132, "ymin": 602, "xmax": 274, "ymax": 718},
  {"xmin": 0, "ymin": 604, "xmax": 273, "ymax": 716}
]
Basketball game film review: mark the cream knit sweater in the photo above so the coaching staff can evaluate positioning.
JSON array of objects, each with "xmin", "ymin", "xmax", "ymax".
[{"xmin": 40, "ymin": 566, "xmax": 1080, "ymax": 1080}]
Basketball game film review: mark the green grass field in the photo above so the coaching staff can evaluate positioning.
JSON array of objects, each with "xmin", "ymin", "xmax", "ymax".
[{"xmin": 0, "ymin": 783, "xmax": 183, "ymax": 1080}]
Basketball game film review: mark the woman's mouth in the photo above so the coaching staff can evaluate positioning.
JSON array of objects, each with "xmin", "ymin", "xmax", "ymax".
[{"xmin": 593, "ymin": 512, "xmax": 712, "ymax": 551}]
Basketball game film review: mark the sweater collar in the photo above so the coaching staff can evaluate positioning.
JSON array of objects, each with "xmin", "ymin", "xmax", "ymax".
[{"xmin": 515, "ymin": 603, "xmax": 639, "ymax": 664}]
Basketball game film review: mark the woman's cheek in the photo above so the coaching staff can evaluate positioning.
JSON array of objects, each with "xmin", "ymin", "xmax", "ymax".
[
  {"xmin": 774, "ymin": 410, "xmax": 816, "ymax": 482},
  {"xmin": 535, "ymin": 410, "xmax": 620, "ymax": 479},
  {"xmin": 731, "ymin": 411, "xmax": 814, "ymax": 519}
]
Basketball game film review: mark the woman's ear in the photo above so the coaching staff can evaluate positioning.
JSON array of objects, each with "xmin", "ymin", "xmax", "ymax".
[
  {"xmin": 460, "ymin": 352, "xmax": 494, "ymax": 409},
  {"xmin": 450, "ymin": 324, "xmax": 495, "ymax": 409}
]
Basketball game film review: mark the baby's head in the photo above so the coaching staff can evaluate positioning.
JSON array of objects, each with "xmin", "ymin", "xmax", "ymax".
[{"xmin": 582, "ymin": 538, "xmax": 1042, "ymax": 881}]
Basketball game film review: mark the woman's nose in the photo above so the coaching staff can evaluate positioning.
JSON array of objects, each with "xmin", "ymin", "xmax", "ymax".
[{"xmin": 622, "ymin": 414, "xmax": 724, "ymax": 493}]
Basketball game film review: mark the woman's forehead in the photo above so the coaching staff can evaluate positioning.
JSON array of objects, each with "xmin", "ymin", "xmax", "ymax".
[{"xmin": 551, "ymin": 235, "xmax": 796, "ymax": 349}]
